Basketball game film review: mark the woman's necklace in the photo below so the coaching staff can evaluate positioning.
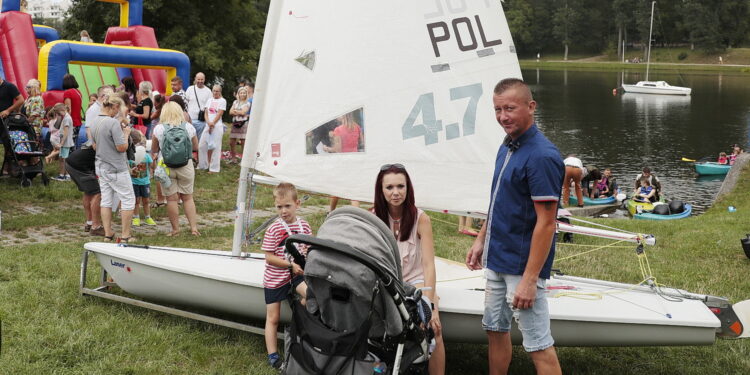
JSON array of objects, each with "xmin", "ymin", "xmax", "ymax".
[{"xmin": 391, "ymin": 216, "xmax": 401, "ymax": 238}]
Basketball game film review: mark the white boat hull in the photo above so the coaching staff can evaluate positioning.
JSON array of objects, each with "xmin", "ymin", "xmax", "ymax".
[
  {"xmin": 84, "ymin": 242, "xmax": 720, "ymax": 346},
  {"xmin": 621, "ymin": 82, "xmax": 692, "ymax": 96}
]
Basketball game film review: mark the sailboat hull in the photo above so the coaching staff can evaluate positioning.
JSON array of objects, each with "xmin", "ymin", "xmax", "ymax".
[
  {"xmin": 621, "ymin": 83, "xmax": 692, "ymax": 96},
  {"xmin": 85, "ymin": 242, "xmax": 720, "ymax": 346}
]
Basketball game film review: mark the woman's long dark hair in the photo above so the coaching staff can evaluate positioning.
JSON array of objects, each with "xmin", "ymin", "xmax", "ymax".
[
  {"xmin": 373, "ymin": 165, "xmax": 417, "ymax": 242},
  {"xmin": 121, "ymin": 77, "xmax": 137, "ymax": 96}
]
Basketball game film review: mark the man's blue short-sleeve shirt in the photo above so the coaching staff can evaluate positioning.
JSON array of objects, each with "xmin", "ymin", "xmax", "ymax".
[{"xmin": 483, "ymin": 125, "xmax": 564, "ymax": 279}]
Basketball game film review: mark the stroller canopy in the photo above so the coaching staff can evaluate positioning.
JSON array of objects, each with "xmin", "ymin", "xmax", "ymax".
[{"xmin": 316, "ymin": 206, "xmax": 403, "ymax": 283}]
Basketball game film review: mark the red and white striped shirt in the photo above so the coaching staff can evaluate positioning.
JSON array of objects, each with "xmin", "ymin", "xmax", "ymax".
[{"xmin": 261, "ymin": 217, "xmax": 312, "ymax": 289}]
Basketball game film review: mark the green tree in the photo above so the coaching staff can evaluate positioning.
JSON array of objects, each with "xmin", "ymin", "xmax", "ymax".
[
  {"xmin": 717, "ymin": 1, "xmax": 750, "ymax": 48},
  {"xmin": 504, "ymin": 0, "xmax": 535, "ymax": 51},
  {"xmin": 552, "ymin": 0, "xmax": 582, "ymax": 60},
  {"xmin": 612, "ymin": 0, "xmax": 634, "ymax": 58},
  {"xmin": 62, "ymin": 0, "xmax": 268, "ymax": 96},
  {"xmin": 679, "ymin": 0, "xmax": 722, "ymax": 52}
]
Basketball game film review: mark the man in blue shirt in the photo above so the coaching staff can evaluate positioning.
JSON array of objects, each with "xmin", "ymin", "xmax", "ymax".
[{"xmin": 466, "ymin": 78, "xmax": 563, "ymax": 375}]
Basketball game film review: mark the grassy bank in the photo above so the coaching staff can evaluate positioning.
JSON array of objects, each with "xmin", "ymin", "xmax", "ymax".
[
  {"xmin": 521, "ymin": 47, "xmax": 750, "ymax": 73},
  {"xmin": 1, "ymin": 154, "xmax": 749, "ymax": 373}
]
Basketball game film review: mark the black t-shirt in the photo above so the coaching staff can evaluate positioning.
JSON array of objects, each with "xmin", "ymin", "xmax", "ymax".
[
  {"xmin": 0, "ymin": 80, "xmax": 21, "ymax": 112},
  {"xmin": 131, "ymin": 97, "xmax": 153, "ymax": 126},
  {"xmin": 65, "ymin": 147, "xmax": 96, "ymax": 172}
]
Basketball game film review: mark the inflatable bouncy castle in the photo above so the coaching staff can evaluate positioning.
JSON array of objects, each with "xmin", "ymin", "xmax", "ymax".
[{"xmin": 0, "ymin": 0, "xmax": 190, "ymax": 109}]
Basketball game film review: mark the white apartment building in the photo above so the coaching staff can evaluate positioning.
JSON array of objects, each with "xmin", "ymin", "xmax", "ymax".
[{"xmin": 26, "ymin": 0, "xmax": 72, "ymax": 21}]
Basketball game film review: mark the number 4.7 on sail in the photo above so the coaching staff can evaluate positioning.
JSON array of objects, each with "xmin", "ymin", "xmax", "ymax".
[{"xmin": 402, "ymin": 83, "xmax": 482, "ymax": 145}]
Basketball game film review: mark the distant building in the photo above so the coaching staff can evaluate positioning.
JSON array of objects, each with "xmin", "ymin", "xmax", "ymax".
[{"xmin": 26, "ymin": 0, "xmax": 72, "ymax": 21}]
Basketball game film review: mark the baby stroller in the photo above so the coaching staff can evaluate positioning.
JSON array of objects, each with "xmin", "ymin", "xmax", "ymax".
[
  {"xmin": 284, "ymin": 207, "xmax": 430, "ymax": 374},
  {"xmin": 0, "ymin": 113, "xmax": 49, "ymax": 187}
]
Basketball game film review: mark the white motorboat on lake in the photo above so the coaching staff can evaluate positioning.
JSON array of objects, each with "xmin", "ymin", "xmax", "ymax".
[
  {"xmin": 621, "ymin": 80, "xmax": 691, "ymax": 96},
  {"xmin": 621, "ymin": 2, "xmax": 691, "ymax": 96}
]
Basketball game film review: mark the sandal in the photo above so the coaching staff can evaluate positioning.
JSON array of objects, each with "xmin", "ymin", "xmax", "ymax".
[
  {"xmin": 104, "ymin": 235, "xmax": 115, "ymax": 242},
  {"xmin": 84, "ymin": 224, "xmax": 92, "ymax": 232},
  {"xmin": 117, "ymin": 237, "xmax": 137, "ymax": 244},
  {"xmin": 152, "ymin": 201, "xmax": 167, "ymax": 209}
]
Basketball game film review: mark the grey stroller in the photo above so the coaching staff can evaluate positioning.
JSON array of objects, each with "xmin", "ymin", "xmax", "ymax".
[{"xmin": 283, "ymin": 207, "xmax": 430, "ymax": 374}]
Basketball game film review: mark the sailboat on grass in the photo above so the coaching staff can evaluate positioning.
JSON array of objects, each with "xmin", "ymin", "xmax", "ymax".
[
  {"xmin": 82, "ymin": 1, "xmax": 745, "ymax": 346},
  {"xmin": 621, "ymin": 1, "xmax": 692, "ymax": 96}
]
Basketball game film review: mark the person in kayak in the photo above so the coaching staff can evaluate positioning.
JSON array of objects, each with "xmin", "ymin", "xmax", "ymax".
[
  {"xmin": 718, "ymin": 152, "xmax": 729, "ymax": 165},
  {"xmin": 634, "ymin": 167, "xmax": 661, "ymax": 201},
  {"xmin": 633, "ymin": 177, "xmax": 655, "ymax": 202}
]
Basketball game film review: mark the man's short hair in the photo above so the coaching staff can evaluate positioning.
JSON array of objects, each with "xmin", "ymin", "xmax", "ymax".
[
  {"xmin": 642, "ymin": 167, "xmax": 651, "ymax": 173},
  {"xmin": 494, "ymin": 78, "xmax": 533, "ymax": 102},
  {"xmin": 171, "ymin": 76, "xmax": 183, "ymax": 84},
  {"xmin": 273, "ymin": 182, "xmax": 298, "ymax": 201},
  {"xmin": 97, "ymin": 85, "xmax": 113, "ymax": 97}
]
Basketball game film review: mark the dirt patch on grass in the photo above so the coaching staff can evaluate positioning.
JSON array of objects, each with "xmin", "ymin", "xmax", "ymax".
[{"xmin": 0, "ymin": 205, "xmax": 327, "ymax": 248}]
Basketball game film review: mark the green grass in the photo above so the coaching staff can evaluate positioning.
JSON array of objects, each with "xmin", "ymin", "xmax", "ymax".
[
  {"xmin": 1, "ymin": 150, "xmax": 750, "ymax": 373},
  {"xmin": 521, "ymin": 47, "xmax": 750, "ymax": 74}
]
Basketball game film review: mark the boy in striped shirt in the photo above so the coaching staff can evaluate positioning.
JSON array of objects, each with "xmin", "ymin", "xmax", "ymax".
[{"xmin": 262, "ymin": 182, "xmax": 311, "ymax": 369}]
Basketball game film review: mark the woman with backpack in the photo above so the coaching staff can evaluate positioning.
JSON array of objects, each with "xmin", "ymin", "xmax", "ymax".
[{"xmin": 151, "ymin": 102, "xmax": 200, "ymax": 236}]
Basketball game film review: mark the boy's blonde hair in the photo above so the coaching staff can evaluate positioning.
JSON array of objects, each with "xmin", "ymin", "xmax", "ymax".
[{"xmin": 273, "ymin": 182, "xmax": 298, "ymax": 201}]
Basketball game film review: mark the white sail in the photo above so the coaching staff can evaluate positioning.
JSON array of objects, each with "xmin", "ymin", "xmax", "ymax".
[{"xmin": 242, "ymin": 0, "xmax": 521, "ymax": 213}]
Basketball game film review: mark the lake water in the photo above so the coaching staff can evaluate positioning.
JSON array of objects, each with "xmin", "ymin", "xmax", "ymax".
[{"xmin": 525, "ymin": 68, "xmax": 750, "ymax": 214}]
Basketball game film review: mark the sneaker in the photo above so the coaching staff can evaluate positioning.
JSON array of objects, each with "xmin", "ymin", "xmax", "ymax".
[
  {"xmin": 132, "ymin": 217, "xmax": 141, "ymax": 226},
  {"xmin": 267, "ymin": 353, "xmax": 281, "ymax": 369},
  {"xmin": 64, "ymin": 175, "xmax": 72, "ymax": 181},
  {"xmin": 90, "ymin": 227, "xmax": 105, "ymax": 236},
  {"xmin": 51, "ymin": 175, "xmax": 66, "ymax": 181},
  {"xmin": 144, "ymin": 217, "xmax": 156, "ymax": 226}
]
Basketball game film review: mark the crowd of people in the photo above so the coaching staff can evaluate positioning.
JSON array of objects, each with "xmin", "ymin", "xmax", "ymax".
[{"xmin": 1, "ymin": 72, "xmax": 255, "ymax": 242}]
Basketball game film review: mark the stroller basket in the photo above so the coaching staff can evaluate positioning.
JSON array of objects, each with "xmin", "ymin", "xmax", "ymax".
[
  {"xmin": 283, "ymin": 207, "xmax": 429, "ymax": 374},
  {"xmin": 0, "ymin": 113, "xmax": 48, "ymax": 187}
]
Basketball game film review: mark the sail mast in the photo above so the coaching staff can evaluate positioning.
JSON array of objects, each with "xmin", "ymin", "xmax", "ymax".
[
  {"xmin": 645, "ymin": 1, "xmax": 655, "ymax": 81},
  {"xmin": 232, "ymin": 0, "xmax": 286, "ymax": 256}
]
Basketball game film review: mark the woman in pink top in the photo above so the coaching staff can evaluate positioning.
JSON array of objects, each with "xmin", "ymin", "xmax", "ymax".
[
  {"xmin": 372, "ymin": 163, "xmax": 445, "ymax": 375},
  {"xmin": 326, "ymin": 112, "xmax": 363, "ymax": 153}
]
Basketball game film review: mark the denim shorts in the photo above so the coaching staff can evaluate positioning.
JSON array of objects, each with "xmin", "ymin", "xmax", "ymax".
[
  {"xmin": 264, "ymin": 275, "xmax": 304, "ymax": 304},
  {"xmin": 482, "ymin": 270, "xmax": 554, "ymax": 352},
  {"xmin": 60, "ymin": 146, "xmax": 71, "ymax": 159},
  {"xmin": 132, "ymin": 184, "xmax": 150, "ymax": 198}
]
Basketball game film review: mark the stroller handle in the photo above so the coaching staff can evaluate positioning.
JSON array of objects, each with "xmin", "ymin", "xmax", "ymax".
[{"xmin": 285, "ymin": 234, "xmax": 398, "ymax": 288}]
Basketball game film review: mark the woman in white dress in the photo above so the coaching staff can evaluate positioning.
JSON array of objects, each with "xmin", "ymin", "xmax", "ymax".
[{"xmin": 197, "ymin": 84, "xmax": 226, "ymax": 173}]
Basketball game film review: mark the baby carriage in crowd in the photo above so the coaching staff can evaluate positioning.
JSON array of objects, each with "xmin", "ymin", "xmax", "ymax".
[
  {"xmin": 0, "ymin": 113, "xmax": 49, "ymax": 187},
  {"xmin": 283, "ymin": 207, "xmax": 431, "ymax": 374}
]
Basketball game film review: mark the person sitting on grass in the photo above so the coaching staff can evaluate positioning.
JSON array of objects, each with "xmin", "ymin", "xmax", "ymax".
[
  {"xmin": 633, "ymin": 177, "xmax": 655, "ymax": 202},
  {"xmin": 128, "ymin": 130, "xmax": 156, "ymax": 227},
  {"xmin": 261, "ymin": 182, "xmax": 311, "ymax": 369}
]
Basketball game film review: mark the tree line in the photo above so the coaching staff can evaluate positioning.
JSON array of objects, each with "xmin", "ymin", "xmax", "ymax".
[
  {"xmin": 502, "ymin": 0, "xmax": 750, "ymax": 58},
  {"xmin": 58, "ymin": 0, "xmax": 749, "ymax": 87},
  {"xmin": 61, "ymin": 0, "xmax": 270, "ymax": 95}
]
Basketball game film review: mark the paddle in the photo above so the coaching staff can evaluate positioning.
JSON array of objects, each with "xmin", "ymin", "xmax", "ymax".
[{"xmin": 681, "ymin": 157, "xmax": 696, "ymax": 162}]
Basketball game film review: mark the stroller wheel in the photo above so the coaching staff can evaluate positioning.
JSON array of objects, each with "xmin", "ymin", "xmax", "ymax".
[
  {"xmin": 41, "ymin": 173, "xmax": 50, "ymax": 186},
  {"xmin": 21, "ymin": 176, "xmax": 32, "ymax": 187}
]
